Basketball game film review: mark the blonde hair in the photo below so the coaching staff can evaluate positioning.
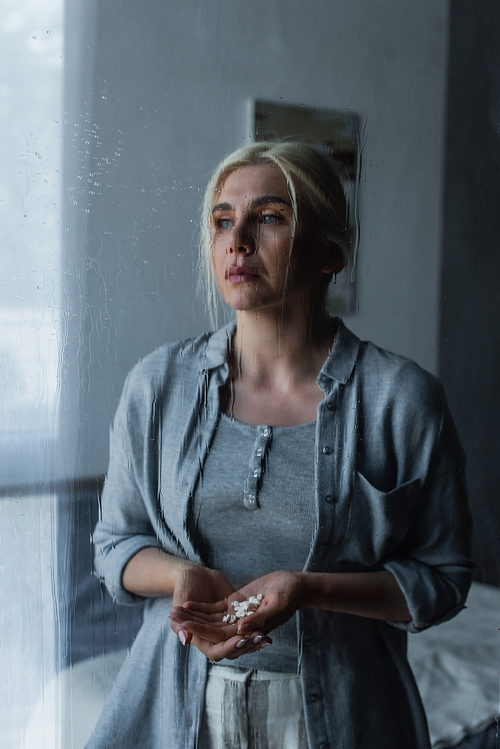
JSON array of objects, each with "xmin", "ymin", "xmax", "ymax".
[{"xmin": 199, "ymin": 141, "xmax": 350, "ymax": 326}]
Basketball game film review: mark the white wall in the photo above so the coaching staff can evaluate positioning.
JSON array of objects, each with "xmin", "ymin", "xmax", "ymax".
[{"xmin": 61, "ymin": 0, "xmax": 450, "ymax": 479}]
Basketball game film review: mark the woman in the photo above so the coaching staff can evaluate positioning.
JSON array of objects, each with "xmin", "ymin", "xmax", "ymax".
[{"xmin": 88, "ymin": 142, "xmax": 475, "ymax": 749}]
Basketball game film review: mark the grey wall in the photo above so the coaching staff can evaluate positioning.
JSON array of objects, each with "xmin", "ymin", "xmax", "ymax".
[
  {"xmin": 60, "ymin": 0, "xmax": 450, "ymax": 480},
  {"xmin": 440, "ymin": 0, "xmax": 500, "ymax": 585}
]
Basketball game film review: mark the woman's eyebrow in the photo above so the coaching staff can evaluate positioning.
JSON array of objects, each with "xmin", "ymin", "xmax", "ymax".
[
  {"xmin": 212, "ymin": 196, "xmax": 291, "ymax": 214},
  {"xmin": 251, "ymin": 195, "xmax": 291, "ymax": 209},
  {"xmin": 212, "ymin": 202, "xmax": 232, "ymax": 213}
]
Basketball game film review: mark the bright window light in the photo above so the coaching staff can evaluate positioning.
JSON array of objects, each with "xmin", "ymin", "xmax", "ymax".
[{"xmin": 0, "ymin": 0, "xmax": 63, "ymax": 440}]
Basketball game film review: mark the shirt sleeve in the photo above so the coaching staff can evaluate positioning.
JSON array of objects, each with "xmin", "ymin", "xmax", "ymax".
[
  {"xmin": 382, "ymin": 380, "xmax": 478, "ymax": 633},
  {"xmin": 93, "ymin": 370, "xmax": 169, "ymax": 606}
]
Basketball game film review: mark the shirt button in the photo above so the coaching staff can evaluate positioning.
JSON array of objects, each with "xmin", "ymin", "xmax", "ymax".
[
  {"xmin": 319, "ymin": 743, "xmax": 329, "ymax": 749},
  {"xmin": 324, "ymin": 494, "xmax": 334, "ymax": 503},
  {"xmin": 321, "ymin": 445, "xmax": 333, "ymax": 455},
  {"xmin": 326, "ymin": 402, "xmax": 336, "ymax": 411}
]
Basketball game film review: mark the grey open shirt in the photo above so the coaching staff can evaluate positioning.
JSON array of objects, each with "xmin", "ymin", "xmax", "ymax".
[{"xmin": 89, "ymin": 320, "xmax": 476, "ymax": 749}]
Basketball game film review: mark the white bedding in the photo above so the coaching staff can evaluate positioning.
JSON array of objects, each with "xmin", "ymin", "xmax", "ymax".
[{"xmin": 408, "ymin": 581, "xmax": 499, "ymax": 747}]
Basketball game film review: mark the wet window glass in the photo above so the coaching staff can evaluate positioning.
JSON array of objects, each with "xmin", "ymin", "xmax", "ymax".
[{"xmin": 2, "ymin": 2, "xmax": 499, "ymax": 748}]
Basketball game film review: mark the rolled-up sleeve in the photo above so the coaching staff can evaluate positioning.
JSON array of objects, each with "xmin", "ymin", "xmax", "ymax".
[
  {"xmin": 384, "ymin": 561, "xmax": 474, "ymax": 633},
  {"xmin": 93, "ymin": 371, "xmax": 163, "ymax": 606},
  {"xmin": 382, "ymin": 382, "xmax": 477, "ymax": 633}
]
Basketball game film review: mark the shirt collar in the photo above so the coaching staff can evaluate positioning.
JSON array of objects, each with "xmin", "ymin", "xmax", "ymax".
[
  {"xmin": 200, "ymin": 318, "xmax": 360, "ymax": 388},
  {"xmin": 318, "ymin": 318, "xmax": 360, "ymax": 388},
  {"xmin": 199, "ymin": 322, "xmax": 235, "ymax": 372}
]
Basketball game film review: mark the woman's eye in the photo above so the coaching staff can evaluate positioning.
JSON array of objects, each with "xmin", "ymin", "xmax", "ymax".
[
  {"xmin": 216, "ymin": 218, "xmax": 233, "ymax": 230},
  {"xmin": 260, "ymin": 214, "xmax": 280, "ymax": 225}
]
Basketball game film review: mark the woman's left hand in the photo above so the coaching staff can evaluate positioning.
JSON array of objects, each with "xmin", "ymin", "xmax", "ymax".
[
  {"xmin": 234, "ymin": 571, "xmax": 306, "ymax": 635},
  {"xmin": 170, "ymin": 570, "xmax": 306, "ymax": 641}
]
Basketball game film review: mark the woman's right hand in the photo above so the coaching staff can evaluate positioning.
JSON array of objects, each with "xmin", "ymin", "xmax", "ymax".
[{"xmin": 170, "ymin": 565, "xmax": 271, "ymax": 661}]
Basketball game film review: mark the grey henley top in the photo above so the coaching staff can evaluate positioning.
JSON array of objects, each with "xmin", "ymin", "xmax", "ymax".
[{"xmin": 191, "ymin": 414, "xmax": 316, "ymax": 672}]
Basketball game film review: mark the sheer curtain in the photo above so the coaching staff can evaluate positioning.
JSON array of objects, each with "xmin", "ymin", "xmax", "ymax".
[{"xmin": 0, "ymin": 1, "xmax": 63, "ymax": 747}]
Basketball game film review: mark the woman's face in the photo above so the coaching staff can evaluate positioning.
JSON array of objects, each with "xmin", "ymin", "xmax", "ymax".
[{"xmin": 211, "ymin": 164, "xmax": 330, "ymax": 314}]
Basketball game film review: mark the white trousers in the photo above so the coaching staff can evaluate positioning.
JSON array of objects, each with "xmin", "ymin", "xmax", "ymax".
[{"xmin": 203, "ymin": 664, "xmax": 308, "ymax": 749}]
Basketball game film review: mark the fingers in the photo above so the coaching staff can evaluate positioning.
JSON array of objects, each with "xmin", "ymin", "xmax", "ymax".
[
  {"xmin": 170, "ymin": 608, "xmax": 231, "ymax": 645},
  {"xmin": 236, "ymin": 608, "xmax": 291, "ymax": 636},
  {"xmin": 175, "ymin": 618, "xmax": 232, "ymax": 644},
  {"xmin": 223, "ymin": 637, "xmax": 272, "ymax": 661},
  {"xmin": 170, "ymin": 606, "xmax": 222, "ymax": 624},
  {"xmin": 236, "ymin": 611, "xmax": 264, "ymax": 635},
  {"xmin": 170, "ymin": 598, "xmax": 281, "ymax": 647},
  {"xmin": 169, "ymin": 617, "xmax": 192, "ymax": 646},
  {"xmin": 237, "ymin": 619, "xmax": 257, "ymax": 635},
  {"xmin": 182, "ymin": 599, "xmax": 229, "ymax": 614},
  {"xmin": 188, "ymin": 632, "xmax": 273, "ymax": 662},
  {"xmin": 171, "ymin": 614, "xmax": 272, "ymax": 658}
]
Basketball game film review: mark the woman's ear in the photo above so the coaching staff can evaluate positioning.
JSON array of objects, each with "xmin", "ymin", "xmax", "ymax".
[{"xmin": 320, "ymin": 242, "xmax": 346, "ymax": 276}]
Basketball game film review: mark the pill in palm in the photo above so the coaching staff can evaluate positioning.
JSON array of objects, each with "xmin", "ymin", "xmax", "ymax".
[{"xmin": 222, "ymin": 594, "xmax": 262, "ymax": 623}]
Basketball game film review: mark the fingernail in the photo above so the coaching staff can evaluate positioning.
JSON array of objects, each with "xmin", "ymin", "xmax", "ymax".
[
  {"xmin": 236, "ymin": 639, "xmax": 247, "ymax": 649},
  {"xmin": 259, "ymin": 642, "xmax": 271, "ymax": 649},
  {"xmin": 178, "ymin": 630, "xmax": 187, "ymax": 646},
  {"xmin": 252, "ymin": 635, "xmax": 263, "ymax": 644}
]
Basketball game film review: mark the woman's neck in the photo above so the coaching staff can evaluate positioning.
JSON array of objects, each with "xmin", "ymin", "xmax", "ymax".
[{"xmin": 231, "ymin": 304, "xmax": 338, "ymax": 389}]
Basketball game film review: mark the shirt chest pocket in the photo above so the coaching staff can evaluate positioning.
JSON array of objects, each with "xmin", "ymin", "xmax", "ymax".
[{"xmin": 338, "ymin": 472, "xmax": 422, "ymax": 567}]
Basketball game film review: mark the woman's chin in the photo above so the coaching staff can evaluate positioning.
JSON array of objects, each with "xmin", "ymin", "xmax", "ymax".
[{"xmin": 221, "ymin": 289, "xmax": 271, "ymax": 312}]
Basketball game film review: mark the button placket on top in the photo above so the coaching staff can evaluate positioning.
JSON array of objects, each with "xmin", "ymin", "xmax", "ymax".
[{"xmin": 243, "ymin": 425, "xmax": 273, "ymax": 510}]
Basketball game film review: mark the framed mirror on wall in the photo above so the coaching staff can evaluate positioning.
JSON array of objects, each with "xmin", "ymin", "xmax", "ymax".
[
  {"xmin": 250, "ymin": 99, "xmax": 361, "ymax": 316},
  {"xmin": 1, "ymin": 1, "xmax": 499, "ymax": 748}
]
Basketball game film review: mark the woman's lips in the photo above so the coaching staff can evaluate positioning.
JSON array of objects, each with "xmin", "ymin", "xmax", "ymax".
[{"xmin": 226, "ymin": 266, "xmax": 261, "ymax": 283}]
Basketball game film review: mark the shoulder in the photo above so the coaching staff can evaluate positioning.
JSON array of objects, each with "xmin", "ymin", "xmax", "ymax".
[
  {"xmin": 355, "ymin": 336, "xmax": 445, "ymax": 410},
  {"xmin": 119, "ymin": 329, "xmax": 220, "ymax": 413},
  {"xmin": 342, "ymin": 328, "xmax": 463, "ymax": 468},
  {"xmin": 333, "ymin": 322, "xmax": 448, "ymax": 436},
  {"xmin": 129, "ymin": 331, "xmax": 211, "ymax": 383}
]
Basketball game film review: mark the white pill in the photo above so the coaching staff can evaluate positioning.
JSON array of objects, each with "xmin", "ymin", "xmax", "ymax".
[{"xmin": 229, "ymin": 595, "xmax": 263, "ymax": 619}]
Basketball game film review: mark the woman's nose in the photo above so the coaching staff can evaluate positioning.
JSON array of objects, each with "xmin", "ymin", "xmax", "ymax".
[{"xmin": 229, "ymin": 222, "xmax": 255, "ymax": 254}]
